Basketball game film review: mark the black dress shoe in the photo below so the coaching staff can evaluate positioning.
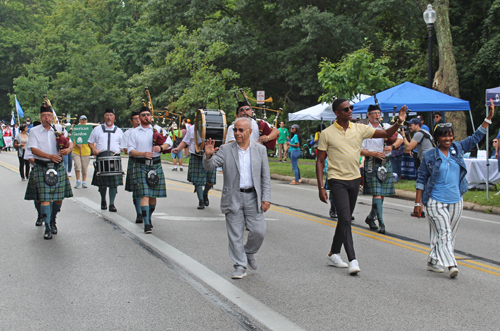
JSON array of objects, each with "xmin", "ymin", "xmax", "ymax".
[
  {"xmin": 203, "ymin": 194, "xmax": 209, "ymax": 206},
  {"xmin": 329, "ymin": 209, "xmax": 338, "ymax": 219},
  {"xmin": 44, "ymin": 229, "xmax": 52, "ymax": 240},
  {"xmin": 378, "ymin": 224, "xmax": 386, "ymax": 234},
  {"xmin": 50, "ymin": 223, "xmax": 58, "ymax": 235},
  {"xmin": 109, "ymin": 205, "xmax": 117, "ymax": 212},
  {"xmin": 101, "ymin": 201, "xmax": 107, "ymax": 210},
  {"xmin": 365, "ymin": 217, "xmax": 378, "ymax": 231},
  {"xmin": 144, "ymin": 224, "xmax": 152, "ymax": 234},
  {"xmin": 35, "ymin": 217, "xmax": 43, "ymax": 227},
  {"xmin": 135, "ymin": 214, "xmax": 143, "ymax": 224},
  {"xmin": 197, "ymin": 200, "xmax": 205, "ymax": 209}
]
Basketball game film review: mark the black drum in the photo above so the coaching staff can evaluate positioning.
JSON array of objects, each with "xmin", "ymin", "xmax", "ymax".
[
  {"xmin": 95, "ymin": 151, "xmax": 123, "ymax": 176},
  {"xmin": 194, "ymin": 109, "xmax": 227, "ymax": 154}
]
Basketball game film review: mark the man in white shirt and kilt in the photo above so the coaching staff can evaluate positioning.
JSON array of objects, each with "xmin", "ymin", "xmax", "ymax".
[
  {"xmin": 128, "ymin": 106, "xmax": 172, "ymax": 234},
  {"xmin": 25, "ymin": 104, "xmax": 73, "ymax": 240},
  {"xmin": 172, "ymin": 111, "xmax": 216, "ymax": 210},
  {"xmin": 88, "ymin": 108, "xmax": 124, "ymax": 212},
  {"xmin": 121, "ymin": 110, "xmax": 143, "ymax": 223}
]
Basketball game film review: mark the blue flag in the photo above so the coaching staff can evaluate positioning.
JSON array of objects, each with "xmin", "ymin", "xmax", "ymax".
[
  {"xmin": 15, "ymin": 97, "xmax": 24, "ymax": 118},
  {"xmin": 11, "ymin": 111, "xmax": 15, "ymax": 126}
]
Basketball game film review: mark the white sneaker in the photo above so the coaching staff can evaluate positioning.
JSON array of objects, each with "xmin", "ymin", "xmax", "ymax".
[
  {"xmin": 449, "ymin": 266, "xmax": 459, "ymax": 278},
  {"xmin": 349, "ymin": 259, "xmax": 361, "ymax": 275},
  {"xmin": 74, "ymin": 181, "xmax": 81, "ymax": 189},
  {"xmin": 327, "ymin": 254, "xmax": 348, "ymax": 268}
]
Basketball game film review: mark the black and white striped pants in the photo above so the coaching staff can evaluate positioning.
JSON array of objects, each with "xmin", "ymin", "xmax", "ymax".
[{"xmin": 425, "ymin": 197, "xmax": 463, "ymax": 267}]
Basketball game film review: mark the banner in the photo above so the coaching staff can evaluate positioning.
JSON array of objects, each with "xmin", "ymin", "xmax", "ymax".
[
  {"xmin": 72, "ymin": 125, "xmax": 93, "ymax": 144},
  {"xmin": 10, "ymin": 111, "xmax": 15, "ymax": 126}
]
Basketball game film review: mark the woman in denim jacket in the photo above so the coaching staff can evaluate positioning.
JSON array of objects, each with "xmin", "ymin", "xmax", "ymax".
[{"xmin": 414, "ymin": 106, "xmax": 494, "ymax": 278}]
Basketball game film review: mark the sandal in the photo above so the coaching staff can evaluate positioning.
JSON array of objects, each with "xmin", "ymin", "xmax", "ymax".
[{"xmin": 290, "ymin": 180, "xmax": 299, "ymax": 185}]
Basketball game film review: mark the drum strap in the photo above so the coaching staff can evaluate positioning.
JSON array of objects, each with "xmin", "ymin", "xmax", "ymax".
[{"xmin": 101, "ymin": 124, "xmax": 118, "ymax": 151}]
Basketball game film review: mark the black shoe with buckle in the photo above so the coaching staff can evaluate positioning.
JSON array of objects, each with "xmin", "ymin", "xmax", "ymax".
[
  {"xmin": 44, "ymin": 229, "xmax": 52, "ymax": 240},
  {"xmin": 50, "ymin": 222, "xmax": 58, "ymax": 235},
  {"xmin": 109, "ymin": 205, "xmax": 117, "ymax": 212},
  {"xmin": 197, "ymin": 200, "xmax": 205, "ymax": 209},
  {"xmin": 365, "ymin": 216, "xmax": 378, "ymax": 231},
  {"xmin": 135, "ymin": 213, "xmax": 143, "ymax": 224},
  {"xmin": 203, "ymin": 194, "xmax": 209, "ymax": 206},
  {"xmin": 35, "ymin": 217, "xmax": 43, "ymax": 227},
  {"xmin": 144, "ymin": 224, "xmax": 152, "ymax": 234},
  {"xmin": 101, "ymin": 201, "xmax": 107, "ymax": 210}
]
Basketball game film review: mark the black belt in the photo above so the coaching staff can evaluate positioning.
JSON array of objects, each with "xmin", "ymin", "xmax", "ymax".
[
  {"xmin": 135, "ymin": 157, "xmax": 161, "ymax": 165},
  {"xmin": 240, "ymin": 187, "xmax": 255, "ymax": 193},
  {"xmin": 35, "ymin": 159, "xmax": 61, "ymax": 167}
]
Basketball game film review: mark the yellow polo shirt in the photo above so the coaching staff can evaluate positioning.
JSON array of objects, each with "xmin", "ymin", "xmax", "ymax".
[{"xmin": 318, "ymin": 121, "xmax": 376, "ymax": 180}]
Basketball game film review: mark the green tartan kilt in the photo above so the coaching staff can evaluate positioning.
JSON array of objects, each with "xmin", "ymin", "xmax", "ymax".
[
  {"xmin": 24, "ymin": 163, "xmax": 73, "ymax": 201},
  {"xmin": 132, "ymin": 162, "xmax": 167, "ymax": 199},
  {"xmin": 187, "ymin": 154, "xmax": 216, "ymax": 185},
  {"xmin": 364, "ymin": 157, "xmax": 395, "ymax": 197},
  {"xmin": 125, "ymin": 157, "xmax": 136, "ymax": 192}
]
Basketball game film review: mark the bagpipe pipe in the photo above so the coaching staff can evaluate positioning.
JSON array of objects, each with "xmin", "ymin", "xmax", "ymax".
[
  {"xmin": 235, "ymin": 88, "xmax": 281, "ymax": 151},
  {"xmin": 370, "ymin": 89, "xmax": 399, "ymax": 146},
  {"xmin": 43, "ymin": 95, "xmax": 71, "ymax": 150}
]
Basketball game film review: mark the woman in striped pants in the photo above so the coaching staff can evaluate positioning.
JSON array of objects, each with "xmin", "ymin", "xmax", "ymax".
[{"xmin": 413, "ymin": 105, "xmax": 495, "ymax": 278}]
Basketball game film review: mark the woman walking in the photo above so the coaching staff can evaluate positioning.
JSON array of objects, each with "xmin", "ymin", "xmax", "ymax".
[
  {"xmin": 414, "ymin": 105, "xmax": 494, "ymax": 278},
  {"xmin": 289, "ymin": 124, "xmax": 302, "ymax": 185},
  {"xmin": 14, "ymin": 124, "xmax": 30, "ymax": 180}
]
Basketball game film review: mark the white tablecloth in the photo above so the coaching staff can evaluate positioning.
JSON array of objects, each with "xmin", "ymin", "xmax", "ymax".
[{"xmin": 464, "ymin": 158, "xmax": 500, "ymax": 189}]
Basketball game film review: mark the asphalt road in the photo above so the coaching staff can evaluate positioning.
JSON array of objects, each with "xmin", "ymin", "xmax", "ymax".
[{"xmin": 1, "ymin": 151, "xmax": 500, "ymax": 331}]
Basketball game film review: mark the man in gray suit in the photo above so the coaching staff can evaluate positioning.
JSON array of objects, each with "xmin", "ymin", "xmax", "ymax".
[{"xmin": 204, "ymin": 117, "xmax": 271, "ymax": 279}]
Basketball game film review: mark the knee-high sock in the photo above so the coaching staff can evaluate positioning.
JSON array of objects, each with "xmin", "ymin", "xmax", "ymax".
[
  {"xmin": 34, "ymin": 201, "xmax": 41, "ymax": 218},
  {"xmin": 41, "ymin": 205, "xmax": 52, "ymax": 231},
  {"xmin": 50, "ymin": 203, "xmax": 62, "ymax": 224},
  {"xmin": 149, "ymin": 204, "xmax": 156, "ymax": 218},
  {"xmin": 134, "ymin": 198, "xmax": 142, "ymax": 215},
  {"xmin": 374, "ymin": 198, "xmax": 384, "ymax": 225},
  {"xmin": 368, "ymin": 198, "xmax": 377, "ymax": 219},
  {"xmin": 203, "ymin": 184, "xmax": 212, "ymax": 196},
  {"xmin": 109, "ymin": 187, "xmax": 117, "ymax": 205},
  {"xmin": 195, "ymin": 184, "xmax": 204, "ymax": 200},
  {"xmin": 99, "ymin": 187, "xmax": 107, "ymax": 203},
  {"xmin": 141, "ymin": 206, "xmax": 150, "ymax": 226}
]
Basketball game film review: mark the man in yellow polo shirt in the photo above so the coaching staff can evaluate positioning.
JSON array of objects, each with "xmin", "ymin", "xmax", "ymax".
[
  {"xmin": 72, "ymin": 115, "xmax": 92, "ymax": 188},
  {"xmin": 315, "ymin": 98, "xmax": 407, "ymax": 275}
]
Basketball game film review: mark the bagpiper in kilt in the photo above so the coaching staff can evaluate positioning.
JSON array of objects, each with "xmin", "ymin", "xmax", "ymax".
[
  {"xmin": 121, "ymin": 110, "xmax": 143, "ymax": 224},
  {"xmin": 360, "ymin": 104, "xmax": 403, "ymax": 235},
  {"xmin": 128, "ymin": 106, "xmax": 172, "ymax": 234},
  {"xmin": 88, "ymin": 108, "xmax": 124, "ymax": 212},
  {"xmin": 25, "ymin": 104, "xmax": 73, "ymax": 240},
  {"xmin": 172, "ymin": 123, "xmax": 216, "ymax": 210}
]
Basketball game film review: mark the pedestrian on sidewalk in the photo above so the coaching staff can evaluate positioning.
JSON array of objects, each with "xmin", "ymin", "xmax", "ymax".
[
  {"xmin": 289, "ymin": 124, "xmax": 302, "ymax": 185},
  {"xmin": 414, "ymin": 105, "xmax": 495, "ymax": 279}
]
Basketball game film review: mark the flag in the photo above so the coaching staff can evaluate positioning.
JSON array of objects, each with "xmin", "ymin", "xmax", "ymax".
[
  {"xmin": 11, "ymin": 111, "xmax": 15, "ymax": 126},
  {"xmin": 15, "ymin": 97, "xmax": 24, "ymax": 118},
  {"xmin": 52, "ymin": 108, "xmax": 59, "ymax": 124}
]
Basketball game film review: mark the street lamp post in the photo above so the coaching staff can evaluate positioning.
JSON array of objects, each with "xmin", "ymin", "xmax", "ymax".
[{"xmin": 423, "ymin": 4, "xmax": 436, "ymax": 133}]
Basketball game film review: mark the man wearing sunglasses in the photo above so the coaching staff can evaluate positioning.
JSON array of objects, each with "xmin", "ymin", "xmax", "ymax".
[
  {"xmin": 360, "ymin": 104, "xmax": 403, "ymax": 234},
  {"xmin": 433, "ymin": 111, "xmax": 445, "ymax": 132},
  {"xmin": 316, "ymin": 98, "xmax": 407, "ymax": 275},
  {"xmin": 204, "ymin": 117, "xmax": 271, "ymax": 279},
  {"xmin": 225, "ymin": 100, "xmax": 279, "ymax": 149}
]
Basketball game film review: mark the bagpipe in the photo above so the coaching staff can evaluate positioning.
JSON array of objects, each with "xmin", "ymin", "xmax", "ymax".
[
  {"xmin": 371, "ymin": 90, "xmax": 398, "ymax": 146},
  {"xmin": 43, "ymin": 95, "xmax": 70, "ymax": 150},
  {"xmin": 234, "ymin": 88, "xmax": 281, "ymax": 151}
]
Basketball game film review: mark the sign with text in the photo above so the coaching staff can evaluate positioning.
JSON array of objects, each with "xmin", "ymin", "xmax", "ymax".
[
  {"xmin": 71, "ymin": 125, "xmax": 93, "ymax": 144},
  {"xmin": 257, "ymin": 91, "xmax": 265, "ymax": 104}
]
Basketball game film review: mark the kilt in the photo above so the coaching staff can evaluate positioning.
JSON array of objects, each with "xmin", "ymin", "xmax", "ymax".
[
  {"xmin": 24, "ymin": 163, "xmax": 73, "ymax": 201},
  {"xmin": 187, "ymin": 154, "xmax": 216, "ymax": 185},
  {"xmin": 132, "ymin": 162, "xmax": 167, "ymax": 199},
  {"xmin": 125, "ymin": 157, "xmax": 136, "ymax": 192},
  {"xmin": 364, "ymin": 157, "xmax": 395, "ymax": 197}
]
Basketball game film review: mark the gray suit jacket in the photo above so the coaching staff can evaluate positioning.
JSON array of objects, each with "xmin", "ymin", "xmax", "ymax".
[{"xmin": 203, "ymin": 141, "xmax": 271, "ymax": 215}]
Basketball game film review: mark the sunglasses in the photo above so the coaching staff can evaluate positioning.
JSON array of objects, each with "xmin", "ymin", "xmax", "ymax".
[
  {"xmin": 339, "ymin": 105, "xmax": 354, "ymax": 113},
  {"xmin": 437, "ymin": 123, "xmax": 452, "ymax": 128},
  {"xmin": 434, "ymin": 115, "xmax": 440, "ymax": 118},
  {"xmin": 140, "ymin": 113, "xmax": 151, "ymax": 117},
  {"xmin": 238, "ymin": 107, "xmax": 252, "ymax": 112},
  {"xmin": 233, "ymin": 128, "xmax": 247, "ymax": 133}
]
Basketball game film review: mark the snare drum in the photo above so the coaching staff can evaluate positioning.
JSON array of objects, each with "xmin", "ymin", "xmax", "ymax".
[
  {"xmin": 194, "ymin": 109, "xmax": 227, "ymax": 154},
  {"xmin": 95, "ymin": 151, "xmax": 123, "ymax": 176}
]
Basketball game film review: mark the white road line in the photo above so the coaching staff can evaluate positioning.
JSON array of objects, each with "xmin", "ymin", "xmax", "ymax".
[{"xmin": 73, "ymin": 197, "xmax": 304, "ymax": 331}]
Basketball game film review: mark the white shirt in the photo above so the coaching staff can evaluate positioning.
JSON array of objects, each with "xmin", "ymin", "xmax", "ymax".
[
  {"xmin": 26, "ymin": 124, "xmax": 63, "ymax": 161},
  {"xmin": 128, "ymin": 124, "xmax": 172, "ymax": 158},
  {"xmin": 362, "ymin": 122, "xmax": 402, "ymax": 156},
  {"xmin": 225, "ymin": 119, "xmax": 260, "ymax": 144},
  {"xmin": 121, "ymin": 128, "xmax": 134, "ymax": 151},
  {"xmin": 182, "ymin": 125, "xmax": 202, "ymax": 154},
  {"xmin": 238, "ymin": 144, "xmax": 253, "ymax": 189},
  {"xmin": 88, "ymin": 124, "xmax": 123, "ymax": 153}
]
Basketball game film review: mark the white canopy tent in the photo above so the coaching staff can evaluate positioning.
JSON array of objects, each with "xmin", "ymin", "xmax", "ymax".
[{"xmin": 288, "ymin": 94, "xmax": 370, "ymax": 122}]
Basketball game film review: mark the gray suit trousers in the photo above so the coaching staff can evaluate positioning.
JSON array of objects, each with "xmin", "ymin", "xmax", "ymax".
[{"xmin": 225, "ymin": 191, "xmax": 266, "ymax": 269}]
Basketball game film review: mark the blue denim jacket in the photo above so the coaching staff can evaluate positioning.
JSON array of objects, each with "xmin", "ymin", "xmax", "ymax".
[{"xmin": 415, "ymin": 125, "xmax": 487, "ymax": 206}]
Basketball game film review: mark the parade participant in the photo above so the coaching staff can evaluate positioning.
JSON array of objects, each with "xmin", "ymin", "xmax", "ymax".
[
  {"xmin": 316, "ymin": 98, "xmax": 407, "ymax": 275},
  {"xmin": 3, "ymin": 124, "xmax": 13, "ymax": 151},
  {"xmin": 414, "ymin": 106, "xmax": 494, "ymax": 278},
  {"xmin": 14, "ymin": 124, "xmax": 30, "ymax": 180},
  {"xmin": 170, "ymin": 123, "xmax": 184, "ymax": 171},
  {"xmin": 88, "ymin": 108, "xmax": 124, "ymax": 212},
  {"xmin": 172, "ymin": 114, "xmax": 216, "ymax": 210},
  {"xmin": 289, "ymin": 124, "xmax": 302, "ymax": 185},
  {"xmin": 128, "ymin": 106, "xmax": 171, "ymax": 233},
  {"xmin": 121, "ymin": 110, "xmax": 143, "ymax": 223},
  {"xmin": 25, "ymin": 104, "xmax": 73, "ymax": 239},
  {"xmin": 277, "ymin": 121, "xmax": 289, "ymax": 162},
  {"xmin": 360, "ymin": 104, "xmax": 403, "ymax": 234},
  {"xmin": 225, "ymin": 100, "xmax": 279, "ymax": 145},
  {"xmin": 72, "ymin": 115, "xmax": 91, "ymax": 188},
  {"xmin": 402, "ymin": 118, "xmax": 434, "ymax": 171},
  {"xmin": 203, "ymin": 117, "xmax": 271, "ymax": 279}
]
